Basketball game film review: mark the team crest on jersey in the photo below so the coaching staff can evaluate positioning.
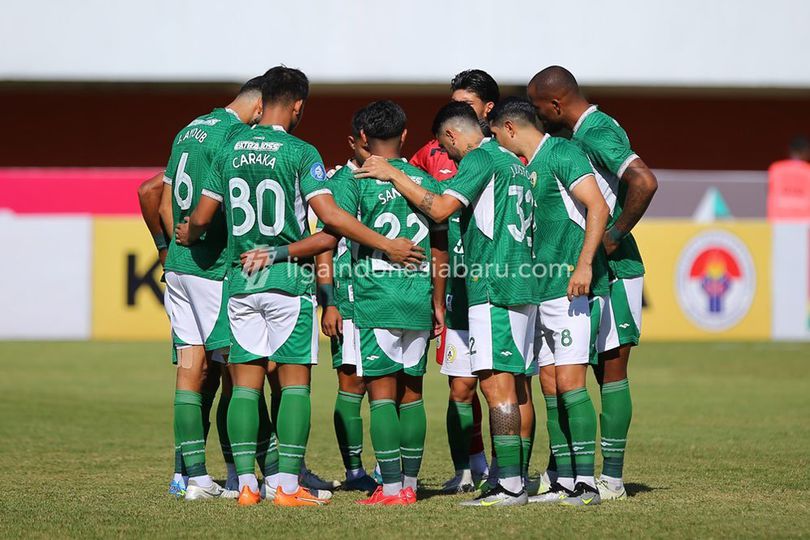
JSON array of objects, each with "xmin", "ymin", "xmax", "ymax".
[
  {"xmin": 529, "ymin": 171, "xmax": 538, "ymax": 188},
  {"xmin": 676, "ymin": 230, "xmax": 755, "ymax": 331},
  {"xmin": 311, "ymin": 162, "xmax": 327, "ymax": 181}
]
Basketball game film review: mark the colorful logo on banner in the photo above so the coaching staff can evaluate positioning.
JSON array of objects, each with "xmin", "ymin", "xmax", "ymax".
[{"xmin": 676, "ymin": 230, "xmax": 756, "ymax": 331}]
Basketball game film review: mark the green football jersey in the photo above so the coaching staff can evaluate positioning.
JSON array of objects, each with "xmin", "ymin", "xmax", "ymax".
[
  {"xmin": 202, "ymin": 123, "xmax": 332, "ymax": 296},
  {"xmin": 527, "ymin": 134, "xmax": 610, "ymax": 302},
  {"xmin": 163, "ymin": 108, "xmax": 241, "ymax": 280},
  {"xmin": 316, "ymin": 162, "xmax": 356, "ymax": 320},
  {"xmin": 336, "ymin": 159, "xmax": 440, "ymax": 331},
  {"xmin": 445, "ymin": 213, "xmax": 469, "ymax": 330},
  {"xmin": 440, "ymin": 138, "xmax": 539, "ymax": 307},
  {"xmin": 572, "ymin": 105, "xmax": 645, "ymax": 279}
]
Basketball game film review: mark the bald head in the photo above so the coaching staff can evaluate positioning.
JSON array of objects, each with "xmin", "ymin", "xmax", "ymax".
[
  {"xmin": 527, "ymin": 65, "xmax": 588, "ymax": 133},
  {"xmin": 529, "ymin": 65, "xmax": 580, "ymax": 100}
]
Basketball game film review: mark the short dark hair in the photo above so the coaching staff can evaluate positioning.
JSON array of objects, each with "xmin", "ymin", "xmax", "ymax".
[
  {"xmin": 238, "ymin": 75, "xmax": 264, "ymax": 96},
  {"xmin": 360, "ymin": 100, "xmax": 407, "ymax": 140},
  {"xmin": 261, "ymin": 66, "xmax": 309, "ymax": 105},
  {"xmin": 432, "ymin": 101, "xmax": 480, "ymax": 136},
  {"xmin": 450, "ymin": 69, "xmax": 500, "ymax": 104},
  {"xmin": 529, "ymin": 65, "xmax": 580, "ymax": 97},
  {"xmin": 350, "ymin": 106, "xmax": 368, "ymax": 138},
  {"xmin": 488, "ymin": 96, "xmax": 541, "ymax": 128}
]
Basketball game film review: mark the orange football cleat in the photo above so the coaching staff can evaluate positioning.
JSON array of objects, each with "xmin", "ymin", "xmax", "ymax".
[
  {"xmin": 357, "ymin": 485, "xmax": 388, "ymax": 505},
  {"xmin": 401, "ymin": 487, "xmax": 417, "ymax": 505},
  {"xmin": 237, "ymin": 486, "xmax": 261, "ymax": 506},
  {"xmin": 273, "ymin": 486, "xmax": 331, "ymax": 507}
]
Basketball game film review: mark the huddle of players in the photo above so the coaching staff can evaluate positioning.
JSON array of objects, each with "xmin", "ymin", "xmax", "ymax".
[{"xmin": 137, "ymin": 64, "xmax": 657, "ymax": 508}]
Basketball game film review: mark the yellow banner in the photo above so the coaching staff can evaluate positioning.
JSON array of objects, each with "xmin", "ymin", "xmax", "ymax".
[
  {"xmin": 92, "ymin": 217, "xmax": 169, "ymax": 340},
  {"xmin": 633, "ymin": 220, "xmax": 771, "ymax": 340}
]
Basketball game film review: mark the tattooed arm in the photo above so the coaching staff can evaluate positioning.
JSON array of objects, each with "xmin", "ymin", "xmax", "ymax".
[{"xmin": 354, "ymin": 156, "xmax": 463, "ymax": 223}]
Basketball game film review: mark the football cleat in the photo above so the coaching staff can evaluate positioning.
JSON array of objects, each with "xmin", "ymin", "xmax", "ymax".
[
  {"xmin": 300, "ymin": 468, "xmax": 340, "ymax": 491},
  {"xmin": 596, "ymin": 478, "xmax": 627, "ymax": 500},
  {"xmin": 357, "ymin": 486, "xmax": 415, "ymax": 506},
  {"xmin": 185, "ymin": 479, "xmax": 238, "ymax": 500},
  {"xmin": 273, "ymin": 486, "xmax": 331, "ymax": 507},
  {"xmin": 443, "ymin": 469, "xmax": 476, "ymax": 493},
  {"xmin": 528, "ymin": 482, "xmax": 574, "ymax": 504},
  {"xmin": 168, "ymin": 479, "xmax": 186, "ymax": 497},
  {"xmin": 371, "ymin": 466, "xmax": 383, "ymax": 486},
  {"xmin": 237, "ymin": 486, "xmax": 261, "ymax": 506},
  {"xmin": 537, "ymin": 471, "xmax": 553, "ymax": 495},
  {"xmin": 459, "ymin": 484, "xmax": 528, "ymax": 507},
  {"xmin": 560, "ymin": 482, "xmax": 602, "ymax": 506},
  {"xmin": 225, "ymin": 476, "xmax": 239, "ymax": 492},
  {"xmin": 342, "ymin": 474, "xmax": 379, "ymax": 493},
  {"xmin": 259, "ymin": 479, "xmax": 277, "ymax": 502},
  {"xmin": 523, "ymin": 476, "xmax": 543, "ymax": 496}
]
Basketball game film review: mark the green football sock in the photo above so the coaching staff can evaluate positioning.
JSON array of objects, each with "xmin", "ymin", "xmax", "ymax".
[
  {"xmin": 399, "ymin": 399, "xmax": 426, "ymax": 479},
  {"xmin": 227, "ymin": 386, "xmax": 260, "ymax": 476},
  {"xmin": 334, "ymin": 391, "xmax": 364, "ymax": 472},
  {"xmin": 174, "ymin": 390, "xmax": 207, "ymax": 477},
  {"xmin": 544, "ymin": 394, "xmax": 573, "ymax": 479},
  {"xmin": 201, "ymin": 391, "xmax": 215, "ymax": 442},
  {"xmin": 216, "ymin": 391, "xmax": 233, "ymax": 464},
  {"xmin": 270, "ymin": 391, "xmax": 281, "ymax": 434},
  {"xmin": 447, "ymin": 401, "xmax": 474, "ymax": 471},
  {"xmin": 561, "ymin": 387, "xmax": 597, "ymax": 478},
  {"xmin": 600, "ymin": 378, "xmax": 632, "ymax": 478},
  {"xmin": 276, "ymin": 385, "xmax": 311, "ymax": 475},
  {"xmin": 256, "ymin": 391, "xmax": 279, "ymax": 477},
  {"xmin": 492, "ymin": 435, "xmax": 522, "ymax": 480},
  {"xmin": 369, "ymin": 399, "xmax": 401, "ymax": 485}
]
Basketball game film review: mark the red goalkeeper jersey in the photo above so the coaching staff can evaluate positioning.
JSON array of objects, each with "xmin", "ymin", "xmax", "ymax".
[{"xmin": 410, "ymin": 139, "xmax": 457, "ymax": 181}]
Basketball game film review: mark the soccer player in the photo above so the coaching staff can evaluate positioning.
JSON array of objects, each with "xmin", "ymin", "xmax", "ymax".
[
  {"xmin": 337, "ymin": 100, "xmax": 443, "ymax": 506},
  {"xmin": 356, "ymin": 101, "xmax": 537, "ymax": 507},
  {"xmin": 488, "ymin": 97, "xmax": 611, "ymax": 506},
  {"xmin": 138, "ymin": 173, "xmax": 169, "ymax": 267},
  {"xmin": 159, "ymin": 75, "xmax": 265, "ymax": 500},
  {"xmin": 528, "ymin": 66, "xmax": 658, "ymax": 500},
  {"xmin": 314, "ymin": 106, "xmax": 378, "ymax": 492},
  {"xmin": 175, "ymin": 67, "xmax": 423, "ymax": 507},
  {"xmin": 410, "ymin": 69, "xmax": 501, "ymax": 492}
]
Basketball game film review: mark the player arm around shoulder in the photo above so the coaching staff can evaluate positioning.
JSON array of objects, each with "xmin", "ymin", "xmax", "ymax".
[
  {"xmin": 354, "ymin": 156, "xmax": 463, "ymax": 223},
  {"xmin": 308, "ymin": 192, "xmax": 425, "ymax": 265},
  {"xmin": 568, "ymin": 176, "xmax": 610, "ymax": 299},
  {"xmin": 604, "ymin": 157, "xmax": 657, "ymax": 255}
]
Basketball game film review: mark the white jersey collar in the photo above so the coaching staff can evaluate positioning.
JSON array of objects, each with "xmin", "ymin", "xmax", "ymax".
[
  {"xmin": 528, "ymin": 133, "xmax": 551, "ymax": 165},
  {"xmin": 224, "ymin": 107, "xmax": 240, "ymax": 121},
  {"xmin": 573, "ymin": 105, "xmax": 598, "ymax": 135}
]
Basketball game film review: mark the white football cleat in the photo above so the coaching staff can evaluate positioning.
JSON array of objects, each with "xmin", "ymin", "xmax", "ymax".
[
  {"xmin": 184, "ymin": 479, "xmax": 238, "ymax": 500},
  {"xmin": 596, "ymin": 477, "xmax": 627, "ymax": 500}
]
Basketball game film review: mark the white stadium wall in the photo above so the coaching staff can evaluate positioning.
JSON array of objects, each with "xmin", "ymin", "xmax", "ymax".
[
  {"xmin": 2, "ymin": 0, "xmax": 810, "ymax": 88},
  {"xmin": 0, "ymin": 213, "xmax": 92, "ymax": 339}
]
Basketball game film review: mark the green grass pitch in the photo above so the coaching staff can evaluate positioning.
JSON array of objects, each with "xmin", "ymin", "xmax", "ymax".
[{"xmin": 0, "ymin": 341, "xmax": 808, "ymax": 538}]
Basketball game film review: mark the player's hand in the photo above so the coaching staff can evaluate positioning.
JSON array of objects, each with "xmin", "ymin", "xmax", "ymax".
[
  {"xmin": 602, "ymin": 230, "xmax": 620, "ymax": 256},
  {"xmin": 567, "ymin": 262, "xmax": 592, "ymax": 300},
  {"xmin": 385, "ymin": 238, "xmax": 425, "ymax": 265},
  {"xmin": 175, "ymin": 217, "xmax": 192, "ymax": 246},
  {"xmin": 321, "ymin": 305, "xmax": 343, "ymax": 337},
  {"xmin": 240, "ymin": 247, "xmax": 270, "ymax": 275},
  {"xmin": 353, "ymin": 155, "xmax": 398, "ymax": 182},
  {"xmin": 432, "ymin": 303, "xmax": 446, "ymax": 339}
]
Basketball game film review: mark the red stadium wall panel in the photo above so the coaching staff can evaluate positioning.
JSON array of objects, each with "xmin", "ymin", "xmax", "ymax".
[{"xmin": 0, "ymin": 168, "xmax": 806, "ymax": 342}]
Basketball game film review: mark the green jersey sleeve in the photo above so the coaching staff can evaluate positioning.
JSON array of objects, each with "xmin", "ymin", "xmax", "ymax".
[
  {"xmin": 334, "ymin": 175, "xmax": 360, "ymax": 216},
  {"xmin": 553, "ymin": 140, "xmax": 595, "ymax": 190},
  {"xmin": 440, "ymin": 149, "xmax": 493, "ymax": 206},
  {"xmin": 583, "ymin": 126, "xmax": 638, "ymax": 178},
  {"xmin": 297, "ymin": 144, "xmax": 332, "ymax": 201},
  {"xmin": 200, "ymin": 148, "xmax": 227, "ymax": 202}
]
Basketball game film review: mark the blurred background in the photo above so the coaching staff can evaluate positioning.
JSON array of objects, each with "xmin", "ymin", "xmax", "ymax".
[{"xmin": 1, "ymin": 0, "xmax": 809, "ymax": 342}]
